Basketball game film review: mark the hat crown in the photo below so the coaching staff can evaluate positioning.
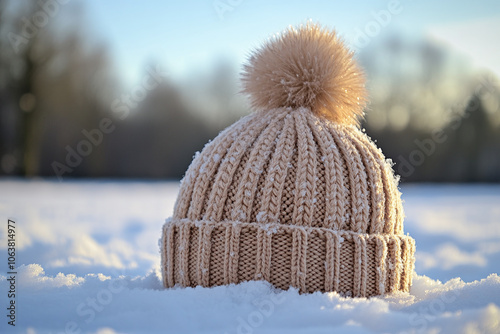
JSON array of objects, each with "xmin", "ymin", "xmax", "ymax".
[{"xmin": 173, "ymin": 108, "xmax": 404, "ymax": 235}]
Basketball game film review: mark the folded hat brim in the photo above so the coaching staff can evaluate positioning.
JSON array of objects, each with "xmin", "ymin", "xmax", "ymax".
[{"xmin": 161, "ymin": 218, "xmax": 415, "ymax": 297}]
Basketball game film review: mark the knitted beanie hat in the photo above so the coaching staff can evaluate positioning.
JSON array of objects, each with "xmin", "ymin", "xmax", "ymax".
[{"xmin": 161, "ymin": 23, "xmax": 415, "ymax": 297}]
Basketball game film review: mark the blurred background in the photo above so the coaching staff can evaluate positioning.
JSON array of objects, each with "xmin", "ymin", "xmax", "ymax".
[{"xmin": 1, "ymin": 0, "xmax": 499, "ymax": 182}]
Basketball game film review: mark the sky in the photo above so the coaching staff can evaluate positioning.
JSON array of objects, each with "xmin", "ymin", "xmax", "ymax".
[{"xmin": 80, "ymin": 0, "xmax": 500, "ymax": 85}]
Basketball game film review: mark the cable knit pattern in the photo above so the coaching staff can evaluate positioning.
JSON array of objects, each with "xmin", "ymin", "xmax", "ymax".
[{"xmin": 161, "ymin": 107, "xmax": 415, "ymax": 297}]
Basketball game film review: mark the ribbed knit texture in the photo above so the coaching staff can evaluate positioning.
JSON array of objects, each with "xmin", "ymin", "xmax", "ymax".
[{"xmin": 161, "ymin": 107, "xmax": 416, "ymax": 297}]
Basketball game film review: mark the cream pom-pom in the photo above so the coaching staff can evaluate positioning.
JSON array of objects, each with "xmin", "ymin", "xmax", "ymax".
[{"xmin": 241, "ymin": 23, "xmax": 367, "ymax": 125}]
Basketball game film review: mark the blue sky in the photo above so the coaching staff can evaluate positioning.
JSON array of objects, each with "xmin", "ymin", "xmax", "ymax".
[{"xmin": 84, "ymin": 0, "xmax": 500, "ymax": 85}]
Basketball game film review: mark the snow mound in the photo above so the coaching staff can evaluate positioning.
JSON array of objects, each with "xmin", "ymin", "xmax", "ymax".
[
  {"xmin": 1, "ymin": 181, "xmax": 499, "ymax": 333},
  {"xmin": 1, "ymin": 265, "xmax": 499, "ymax": 333}
]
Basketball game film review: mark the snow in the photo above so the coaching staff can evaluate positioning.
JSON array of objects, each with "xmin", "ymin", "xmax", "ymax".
[{"xmin": 0, "ymin": 180, "xmax": 499, "ymax": 334}]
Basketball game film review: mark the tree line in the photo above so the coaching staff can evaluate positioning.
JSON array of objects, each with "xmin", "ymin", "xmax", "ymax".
[{"xmin": 1, "ymin": 1, "xmax": 499, "ymax": 182}]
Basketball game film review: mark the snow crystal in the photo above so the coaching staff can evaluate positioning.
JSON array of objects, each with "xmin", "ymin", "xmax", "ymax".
[
  {"xmin": 256, "ymin": 211, "xmax": 267, "ymax": 222},
  {"xmin": 262, "ymin": 223, "xmax": 278, "ymax": 235},
  {"xmin": 237, "ymin": 210, "xmax": 246, "ymax": 221}
]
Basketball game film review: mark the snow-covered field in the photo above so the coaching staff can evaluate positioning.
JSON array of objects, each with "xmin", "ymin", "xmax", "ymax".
[{"xmin": 0, "ymin": 180, "xmax": 499, "ymax": 334}]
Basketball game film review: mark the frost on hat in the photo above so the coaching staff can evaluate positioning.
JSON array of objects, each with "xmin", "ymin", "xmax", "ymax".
[{"xmin": 160, "ymin": 23, "xmax": 415, "ymax": 297}]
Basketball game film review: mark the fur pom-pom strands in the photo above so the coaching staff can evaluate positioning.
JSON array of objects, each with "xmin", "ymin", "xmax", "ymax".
[{"xmin": 242, "ymin": 22, "xmax": 367, "ymax": 126}]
